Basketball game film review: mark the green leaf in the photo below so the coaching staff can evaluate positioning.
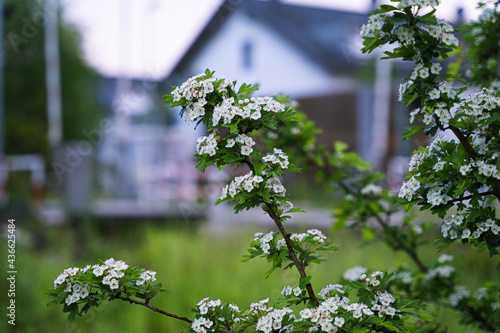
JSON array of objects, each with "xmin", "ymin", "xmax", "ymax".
[
  {"xmin": 237, "ymin": 83, "xmax": 259, "ymax": 94},
  {"xmin": 378, "ymin": 321, "xmax": 398, "ymax": 331},
  {"xmin": 285, "ymin": 207, "xmax": 305, "ymax": 214},
  {"xmin": 362, "ymin": 226, "xmax": 376, "ymax": 240},
  {"xmin": 402, "ymin": 126, "xmax": 425, "ymax": 140},
  {"xmin": 195, "ymin": 158, "xmax": 208, "ymax": 173},
  {"xmin": 334, "ymin": 141, "xmax": 349, "ymax": 153},
  {"xmin": 370, "ymin": 4, "xmax": 398, "ymax": 15}
]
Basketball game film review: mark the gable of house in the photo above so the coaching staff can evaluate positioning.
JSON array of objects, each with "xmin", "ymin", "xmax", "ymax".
[
  {"xmin": 166, "ymin": 0, "xmax": 374, "ymax": 155},
  {"xmin": 167, "ymin": 0, "xmax": 367, "ymax": 97}
]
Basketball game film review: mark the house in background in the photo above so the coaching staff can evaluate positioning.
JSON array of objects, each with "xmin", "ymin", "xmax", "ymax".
[{"xmin": 165, "ymin": 0, "xmax": 409, "ymax": 170}]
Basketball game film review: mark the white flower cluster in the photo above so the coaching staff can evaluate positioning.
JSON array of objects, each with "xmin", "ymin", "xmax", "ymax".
[
  {"xmin": 249, "ymin": 297, "xmax": 273, "ymax": 315},
  {"xmin": 191, "ymin": 317, "xmax": 214, "ymax": 333},
  {"xmin": 300, "ymin": 298, "xmax": 350, "ymax": 332},
  {"xmin": 197, "ymin": 131, "xmax": 257, "ymax": 157},
  {"xmin": 478, "ymin": 7, "xmax": 496, "ymax": 23},
  {"xmin": 433, "ymin": 102, "xmax": 452, "ymax": 125},
  {"xmin": 263, "ymin": 148, "xmax": 290, "ymax": 169},
  {"xmin": 254, "ymin": 231, "xmax": 275, "ymax": 254},
  {"xmin": 441, "ymin": 214, "xmax": 464, "ymax": 239},
  {"xmin": 213, "ymin": 96, "xmax": 285, "ymax": 127},
  {"xmin": 360, "ymin": 184, "xmax": 383, "ymax": 197},
  {"xmin": 448, "ymin": 285, "xmax": 470, "ymax": 307},
  {"xmin": 171, "ymin": 72, "xmax": 286, "ymax": 126},
  {"xmin": 402, "ymin": 136, "xmax": 454, "ymax": 201},
  {"xmin": 318, "ymin": 284, "xmax": 345, "ymax": 298},
  {"xmin": 395, "ymin": 271, "xmax": 413, "ymax": 284},
  {"xmin": 398, "ymin": 176, "xmax": 420, "ymax": 201},
  {"xmin": 256, "ymin": 307, "xmax": 294, "ymax": 333},
  {"xmin": 361, "ymin": 2, "xmax": 458, "ymax": 52},
  {"xmin": 362, "ymin": 270, "xmax": 384, "ymax": 288},
  {"xmin": 424, "ymin": 264, "xmax": 455, "ymax": 280},
  {"xmin": 244, "ymin": 272, "xmax": 401, "ymax": 332},
  {"xmin": 426, "ymin": 186, "xmax": 451, "ymax": 206},
  {"xmin": 408, "ymin": 135, "xmax": 449, "ymax": 171},
  {"xmin": 197, "ymin": 297, "xmax": 222, "ymax": 315},
  {"xmin": 394, "ymin": 25, "xmax": 415, "ymax": 44},
  {"xmin": 53, "ymin": 258, "xmax": 149, "ymax": 306},
  {"xmin": 96, "ymin": 260, "xmax": 126, "ymax": 289},
  {"xmin": 477, "ymin": 160, "xmax": 500, "ymax": 179},
  {"xmin": 248, "ymin": 299, "xmax": 294, "ymax": 333},
  {"xmin": 281, "ymin": 285, "xmax": 302, "ymax": 297},
  {"xmin": 405, "ymin": 81, "xmax": 455, "ymax": 125},
  {"xmin": 193, "ymin": 298, "xmax": 241, "ymax": 333},
  {"xmin": 53, "ymin": 265, "xmax": 90, "ymax": 305},
  {"xmin": 437, "ymin": 254, "xmax": 454, "ymax": 263},
  {"xmin": 253, "ymin": 229, "xmax": 327, "ymax": 255},
  {"xmin": 442, "ymin": 213, "xmax": 500, "ymax": 240},
  {"xmin": 458, "ymin": 88, "xmax": 500, "ymax": 132},
  {"xmin": 234, "ymin": 133, "xmax": 256, "ymax": 156},
  {"xmin": 137, "ymin": 270, "xmax": 157, "ymax": 286},
  {"xmin": 300, "ymin": 286, "xmax": 396, "ymax": 331},
  {"xmin": 360, "ymin": 13, "xmax": 386, "ymax": 36},
  {"xmin": 409, "ymin": 63, "xmax": 442, "ymax": 81},
  {"xmin": 196, "ymin": 132, "xmax": 219, "ymax": 156},
  {"xmin": 459, "ymin": 164, "xmax": 472, "ymax": 176},
  {"xmin": 397, "ymin": 0, "xmax": 439, "ymax": 8},
  {"xmin": 265, "ymin": 177, "xmax": 287, "ymax": 197},
  {"xmin": 342, "ymin": 266, "xmax": 367, "ymax": 281},
  {"xmin": 171, "ymin": 74, "xmax": 216, "ymax": 124},
  {"xmin": 219, "ymin": 171, "xmax": 264, "ymax": 200},
  {"xmin": 421, "ymin": 19, "xmax": 458, "ymax": 46},
  {"xmin": 290, "ymin": 229, "xmax": 327, "ymax": 244},
  {"xmin": 398, "ymin": 80, "xmax": 414, "ymax": 102}
]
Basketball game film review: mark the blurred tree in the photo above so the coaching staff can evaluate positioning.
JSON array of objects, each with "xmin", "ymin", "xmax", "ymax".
[{"xmin": 3, "ymin": 0, "xmax": 102, "ymax": 158}]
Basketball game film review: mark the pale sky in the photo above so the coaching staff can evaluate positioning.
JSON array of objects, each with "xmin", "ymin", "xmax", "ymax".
[{"xmin": 61, "ymin": 0, "xmax": 484, "ymax": 80}]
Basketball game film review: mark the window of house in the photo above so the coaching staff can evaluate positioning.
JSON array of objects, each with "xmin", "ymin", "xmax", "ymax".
[{"xmin": 242, "ymin": 40, "xmax": 253, "ymax": 69}]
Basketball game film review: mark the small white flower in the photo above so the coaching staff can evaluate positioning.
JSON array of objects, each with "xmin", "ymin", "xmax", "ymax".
[
  {"xmin": 461, "ymin": 229, "xmax": 471, "ymax": 239},
  {"xmin": 430, "ymin": 63, "xmax": 442, "ymax": 75},
  {"xmin": 419, "ymin": 67, "xmax": 430, "ymax": 79},
  {"xmin": 109, "ymin": 278, "xmax": 119, "ymax": 289},
  {"xmin": 241, "ymin": 145, "xmax": 253, "ymax": 156}
]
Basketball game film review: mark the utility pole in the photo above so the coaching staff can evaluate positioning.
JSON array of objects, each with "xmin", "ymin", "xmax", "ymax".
[{"xmin": 44, "ymin": 0, "xmax": 62, "ymax": 154}]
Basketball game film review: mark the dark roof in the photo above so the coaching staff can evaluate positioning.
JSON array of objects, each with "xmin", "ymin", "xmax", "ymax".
[{"xmin": 167, "ymin": 0, "xmax": 367, "ymax": 82}]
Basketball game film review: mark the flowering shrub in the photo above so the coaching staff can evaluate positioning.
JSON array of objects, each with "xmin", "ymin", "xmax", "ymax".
[
  {"xmin": 164, "ymin": 70, "xmax": 425, "ymax": 332},
  {"xmin": 49, "ymin": 69, "xmax": 425, "ymax": 332},
  {"xmin": 48, "ymin": 1, "xmax": 500, "ymax": 331},
  {"xmin": 360, "ymin": 0, "xmax": 500, "ymax": 255}
]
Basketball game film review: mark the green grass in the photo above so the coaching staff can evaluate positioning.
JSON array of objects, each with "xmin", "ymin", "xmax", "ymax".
[{"xmin": 0, "ymin": 217, "xmax": 497, "ymax": 333}]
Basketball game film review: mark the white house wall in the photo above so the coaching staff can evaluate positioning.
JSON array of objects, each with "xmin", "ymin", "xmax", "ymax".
[{"xmin": 187, "ymin": 11, "xmax": 356, "ymax": 99}]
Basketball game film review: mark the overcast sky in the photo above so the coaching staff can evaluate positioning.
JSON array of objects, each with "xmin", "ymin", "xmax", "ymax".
[{"xmin": 61, "ymin": 0, "xmax": 484, "ymax": 80}]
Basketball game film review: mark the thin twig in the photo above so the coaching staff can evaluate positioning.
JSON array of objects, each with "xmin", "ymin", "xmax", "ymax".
[
  {"xmin": 449, "ymin": 191, "xmax": 494, "ymax": 203},
  {"xmin": 265, "ymin": 202, "xmax": 319, "ymax": 306},
  {"xmin": 115, "ymin": 295, "xmax": 192, "ymax": 323},
  {"xmin": 115, "ymin": 295, "xmax": 237, "ymax": 333},
  {"xmin": 243, "ymin": 157, "xmax": 319, "ymax": 306}
]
